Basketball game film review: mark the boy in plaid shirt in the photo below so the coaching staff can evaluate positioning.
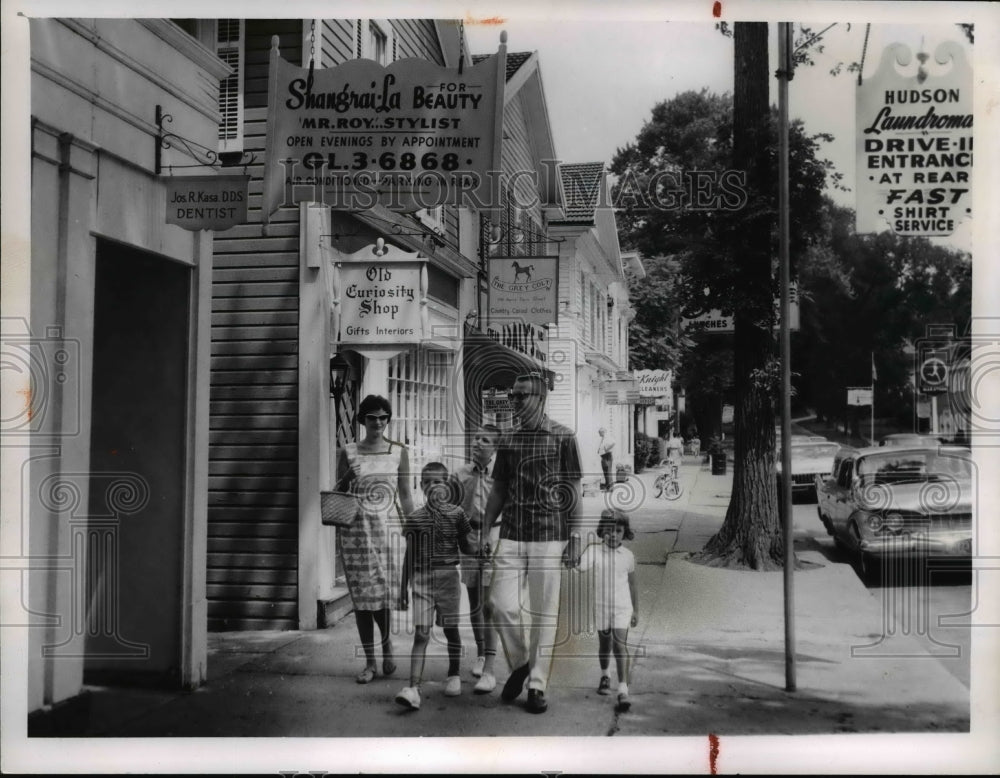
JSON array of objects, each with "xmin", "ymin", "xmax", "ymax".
[{"xmin": 394, "ymin": 462, "xmax": 481, "ymax": 710}]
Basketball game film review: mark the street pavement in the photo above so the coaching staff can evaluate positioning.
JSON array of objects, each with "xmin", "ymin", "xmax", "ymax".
[{"xmin": 25, "ymin": 456, "xmax": 991, "ymax": 771}]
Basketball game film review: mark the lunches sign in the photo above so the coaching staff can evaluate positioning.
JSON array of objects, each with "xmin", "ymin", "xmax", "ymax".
[
  {"xmin": 263, "ymin": 39, "xmax": 504, "ymax": 222},
  {"xmin": 856, "ymin": 42, "xmax": 972, "ymax": 237}
]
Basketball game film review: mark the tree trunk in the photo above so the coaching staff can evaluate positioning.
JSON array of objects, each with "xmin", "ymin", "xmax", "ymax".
[
  {"xmin": 689, "ymin": 392, "xmax": 720, "ymax": 450},
  {"xmin": 693, "ymin": 22, "xmax": 783, "ymax": 571}
]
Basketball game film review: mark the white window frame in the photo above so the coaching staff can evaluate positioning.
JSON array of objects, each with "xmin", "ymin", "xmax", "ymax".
[
  {"xmin": 359, "ymin": 19, "xmax": 395, "ymax": 64},
  {"xmin": 386, "ymin": 348, "xmax": 452, "ymax": 500},
  {"xmin": 216, "ymin": 18, "xmax": 244, "ymax": 154},
  {"xmin": 416, "ymin": 206, "xmax": 445, "ymax": 236}
]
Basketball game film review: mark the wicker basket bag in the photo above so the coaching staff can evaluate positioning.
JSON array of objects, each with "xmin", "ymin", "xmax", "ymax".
[{"xmin": 320, "ymin": 490, "xmax": 360, "ymax": 527}]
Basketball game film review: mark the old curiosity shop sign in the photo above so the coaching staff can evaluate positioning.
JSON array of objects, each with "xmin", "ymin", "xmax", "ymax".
[
  {"xmin": 856, "ymin": 41, "xmax": 973, "ymax": 236},
  {"xmin": 333, "ymin": 243, "xmax": 427, "ymax": 345},
  {"xmin": 165, "ymin": 175, "xmax": 248, "ymax": 231},
  {"xmin": 262, "ymin": 37, "xmax": 504, "ymax": 222},
  {"xmin": 487, "ymin": 256, "xmax": 559, "ymax": 328}
]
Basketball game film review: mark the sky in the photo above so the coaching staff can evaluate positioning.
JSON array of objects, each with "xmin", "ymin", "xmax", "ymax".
[{"xmin": 466, "ymin": 13, "xmax": 980, "ymax": 251}]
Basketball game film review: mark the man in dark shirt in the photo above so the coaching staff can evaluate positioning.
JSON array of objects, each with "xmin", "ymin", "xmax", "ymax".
[{"xmin": 482, "ymin": 372, "xmax": 583, "ymax": 714}]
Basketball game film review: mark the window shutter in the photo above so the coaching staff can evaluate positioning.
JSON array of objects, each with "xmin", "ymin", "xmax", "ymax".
[{"xmin": 216, "ymin": 19, "xmax": 244, "ymax": 153}]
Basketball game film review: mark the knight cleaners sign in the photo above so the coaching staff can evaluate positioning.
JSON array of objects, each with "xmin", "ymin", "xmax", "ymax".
[
  {"xmin": 262, "ymin": 38, "xmax": 504, "ymax": 222},
  {"xmin": 856, "ymin": 41, "xmax": 973, "ymax": 237}
]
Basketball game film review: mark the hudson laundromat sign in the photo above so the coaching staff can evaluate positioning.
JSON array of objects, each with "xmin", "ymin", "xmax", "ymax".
[{"xmin": 856, "ymin": 42, "xmax": 972, "ymax": 237}]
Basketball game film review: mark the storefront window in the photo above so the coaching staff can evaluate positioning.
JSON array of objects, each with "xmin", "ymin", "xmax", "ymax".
[
  {"xmin": 387, "ymin": 347, "xmax": 453, "ymax": 497},
  {"xmin": 427, "ymin": 264, "xmax": 459, "ymax": 307}
]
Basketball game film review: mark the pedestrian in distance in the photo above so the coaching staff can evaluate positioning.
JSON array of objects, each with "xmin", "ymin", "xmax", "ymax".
[
  {"xmin": 666, "ymin": 433, "xmax": 684, "ymax": 465},
  {"xmin": 481, "ymin": 372, "xmax": 584, "ymax": 714},
  {"xmin": 598, "ymin": 426, "xmax": 615, "ymax": 491},
  {"xmin": 448, "ymin": 424, "xmax": 502, "ymax": 694},
  {"xmin": 335, "ymin": 394, "xmax": 414, "ymax": 685},
  {"xmin": 394, "ymin": 462, "xmax": 479, "ymax": 711},
  {"xmin": 574, "ymin": 508, "xmax": 639, "ymax": 713}
]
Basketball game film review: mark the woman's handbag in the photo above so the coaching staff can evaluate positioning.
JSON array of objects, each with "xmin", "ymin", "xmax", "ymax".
[{"xmin": 320, "ymin": 490, "xmax": 360, "ymax": 528}]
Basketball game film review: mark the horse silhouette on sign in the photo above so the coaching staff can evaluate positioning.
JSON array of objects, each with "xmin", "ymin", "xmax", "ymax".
[{"xmin": 512, "ymin": 261, "xmax": 534, "ymax": 282}]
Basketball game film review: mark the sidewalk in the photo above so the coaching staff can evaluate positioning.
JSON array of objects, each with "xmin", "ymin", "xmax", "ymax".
[{"xmin": 27, "ymin": 457, "xmax": 971, "ymax": 745}]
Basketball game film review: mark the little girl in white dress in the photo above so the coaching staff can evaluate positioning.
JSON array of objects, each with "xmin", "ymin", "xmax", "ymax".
[{"xmin": 575, "ymin": 508, "xmax": 639, "ymax": 711}]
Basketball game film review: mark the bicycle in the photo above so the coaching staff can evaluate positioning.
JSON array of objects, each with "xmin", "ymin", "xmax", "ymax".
[{"xmin": 653, "ymin": 459, "xmax": 683, "ymax": 500}]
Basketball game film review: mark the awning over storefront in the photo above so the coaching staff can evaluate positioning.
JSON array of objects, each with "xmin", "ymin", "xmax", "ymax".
[
  {"xmin": 463, "ymin": 329, "xmax": 553, "ymax": 391},
  {"xmin": 462, "ymin": 327, "xmax": 554, "ymax": 429}
]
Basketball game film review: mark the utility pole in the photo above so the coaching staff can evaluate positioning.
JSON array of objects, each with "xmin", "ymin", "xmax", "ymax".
[{"xmin": 777, "ymin": 20, "xmax": 796, "ymax": 693}]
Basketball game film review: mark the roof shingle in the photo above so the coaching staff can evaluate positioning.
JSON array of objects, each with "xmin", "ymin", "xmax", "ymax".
[
  {"xmin": 471, "ymin": 51, "xmax": 532, "ymax": 81},
  {"xmin": 559, "ymin": 162, "xmax": 606, "ymax": 222}
]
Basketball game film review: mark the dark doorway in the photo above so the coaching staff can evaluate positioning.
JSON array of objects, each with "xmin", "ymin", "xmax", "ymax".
[{"xmin": 85, "ymin": 240, "xmax": 191, "ymax": 687}]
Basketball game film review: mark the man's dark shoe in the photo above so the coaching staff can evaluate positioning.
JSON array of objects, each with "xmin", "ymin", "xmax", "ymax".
[
  {"xmin": 526, "ymin": 689, "xmax": 548, "ymax": 714},
  {"xmin": 500, "ymin": 664, "xmax": 530, "ymax": 702}
]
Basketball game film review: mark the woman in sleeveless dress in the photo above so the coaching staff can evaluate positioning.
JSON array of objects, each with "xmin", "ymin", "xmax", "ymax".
[{"xmin": 336, "ymin": 394, "xmax": 414, "ymax": 684}]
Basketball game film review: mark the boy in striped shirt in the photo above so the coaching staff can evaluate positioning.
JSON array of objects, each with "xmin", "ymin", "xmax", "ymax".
[{"xmin": 395, "ymin": 461, "xmax": 479, "ymax": 711}]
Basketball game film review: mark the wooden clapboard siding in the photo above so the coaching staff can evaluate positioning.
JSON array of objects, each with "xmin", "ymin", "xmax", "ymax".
[
  {"xmin": 502, "ymin": 93, "xmax": 544, "ymax": 226},
  {"xmin": 244, "ymin": 19, "xmax": 302, "ymax": 109},
  {"xmin": 392, "ymin": 19, "xmax": 445, "ymax": 64},
  {"xmin": 208, "ymin": 17, "xmax": 456, "ymax": 632},
  {"xmin": 321, "ymin": 19, "xmax": 355, "ymax": 64},
  {"xmin": 208, "ymin": 23, "xmax": 302, "ymax": 632}
]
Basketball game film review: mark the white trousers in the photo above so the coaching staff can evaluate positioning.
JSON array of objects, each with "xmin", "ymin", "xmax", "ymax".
[{"xmin": 489, "ymin": 539, "xmax": 565, "ymax": 692}]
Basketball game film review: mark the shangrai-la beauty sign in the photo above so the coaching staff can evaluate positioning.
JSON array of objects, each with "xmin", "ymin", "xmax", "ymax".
[
  {"xmin": 262, "ymin": 38, "xmax": 504, "ymax": 221},
  {"xmin": 856, "ymin": 41, "xmax": 973, "ymax": 236}
]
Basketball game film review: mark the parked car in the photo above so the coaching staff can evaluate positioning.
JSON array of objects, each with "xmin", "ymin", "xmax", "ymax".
[
  {"xmin": 775, "ymin": 440, "xmax": 840, "ymax": 501},
  {"xmin": 879, "ymin": 433, "xmax": 947, "ymax": 447},
  {"xmin": 774, "ymin": 426, "xmax": 827, "ymax": 444},
  {"xmin": 815, "ymin": 445, "xmax": 973, "ymax": 582}
]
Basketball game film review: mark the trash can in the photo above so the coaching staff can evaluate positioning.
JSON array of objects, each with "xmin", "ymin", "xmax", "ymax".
[{"xmin": 710, "ymin": 448, "xmax": 727, "ymax": 475}]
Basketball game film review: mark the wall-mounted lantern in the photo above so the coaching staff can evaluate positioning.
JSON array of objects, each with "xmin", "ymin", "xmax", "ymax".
[{"xmin": 329, "ymin": 353, "xmax": 353, "ymax": 398}]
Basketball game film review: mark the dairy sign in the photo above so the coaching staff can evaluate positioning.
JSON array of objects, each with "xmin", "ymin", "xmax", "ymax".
[
  {"xmin": 856, "ymin": 42, "xmax": 973, "ymax": 236},
  {"xmin": 337, "ymin": 262, "xmax": 424, "ymax": 344},
  {"xmin": 488, "ymin": 257, "xmax": 559, "ymax": 327},
  {"xmin": 262, "ymin": 40, "xmax": 504, "ymax": 221}
]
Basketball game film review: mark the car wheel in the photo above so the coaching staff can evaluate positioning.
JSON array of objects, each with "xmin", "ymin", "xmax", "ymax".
[
  {"xmin": 817, "ymin": 507, "xmax": 836, "ymax": 538},
  {"xmin": 859, "ymin": 552, "xmax": 883, "ymax": 585}
]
